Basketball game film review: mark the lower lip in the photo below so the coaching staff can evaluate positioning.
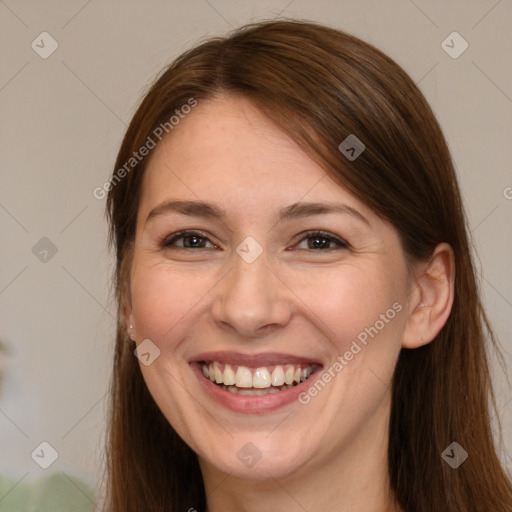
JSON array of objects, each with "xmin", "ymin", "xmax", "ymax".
[{"xmin": 191, "ymin": 363, "xmax": 321, "ymax": 414}]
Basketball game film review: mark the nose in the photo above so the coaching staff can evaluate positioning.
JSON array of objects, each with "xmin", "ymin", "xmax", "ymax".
[{"xmin": 211, "ymin": 253, "xmax": 292, "ymax": 338}]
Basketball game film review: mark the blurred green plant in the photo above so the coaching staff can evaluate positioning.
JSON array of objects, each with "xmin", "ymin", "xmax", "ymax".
[
  {"xmin": 0, "ymin": 342, "xmax": 97, "ymax": 510},
  {"xmin": 0, "ymin": 472, "xmax": 96, "ymax": 512}
]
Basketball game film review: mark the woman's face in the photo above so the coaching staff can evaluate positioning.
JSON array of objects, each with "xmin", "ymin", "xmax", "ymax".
[{"xmin": 126, "ymin": 96, "xmax": 413, "ymax": 481}]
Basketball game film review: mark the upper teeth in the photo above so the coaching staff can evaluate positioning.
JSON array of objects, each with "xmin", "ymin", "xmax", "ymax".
[{"xmin": 202, "ymin": 362, "xmax": 314, "ymax": 388}]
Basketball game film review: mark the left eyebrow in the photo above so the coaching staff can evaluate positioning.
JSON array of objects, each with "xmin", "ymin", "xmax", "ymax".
[
  {"xmin": 144, "ymin": 199, "xmax": 371, "ymax": 228},
  {"xmin": 277, "ymin": 201, "xmax": 371, "ymax": 227}
]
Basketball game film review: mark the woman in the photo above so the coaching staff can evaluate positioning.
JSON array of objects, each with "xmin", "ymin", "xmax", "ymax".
[{"xmin": 104, "ymin": 20, "xmax": 512, "ymax": 511}]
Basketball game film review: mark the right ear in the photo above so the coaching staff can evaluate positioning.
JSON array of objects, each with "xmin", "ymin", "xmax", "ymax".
[
  {"xmin": 123, "ymin": 299, "xmax": 136, "ymax": 342},
  {"xmin": 121, "ymin": 244, "xmax": 136, "ymax": 341}
]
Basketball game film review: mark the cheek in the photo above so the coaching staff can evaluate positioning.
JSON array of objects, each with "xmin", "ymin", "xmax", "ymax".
[
  {"xmin": 130, "ymin": 260, "xmax": 215, "ymax": 344},
  {"xmin": 287, "ymin": 263, "xmax": 401, "ymax": 350}
]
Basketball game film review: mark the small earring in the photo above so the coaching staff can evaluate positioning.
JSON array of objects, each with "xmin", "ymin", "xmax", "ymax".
[{"xmin": 417, "ymin": 303, "xmax": 429, "ymax": 310}]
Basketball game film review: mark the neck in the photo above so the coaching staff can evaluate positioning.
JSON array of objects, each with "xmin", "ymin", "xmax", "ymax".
[{"xmin": 200, "ymin": 396, "xmax": 402, "ymax": 512}]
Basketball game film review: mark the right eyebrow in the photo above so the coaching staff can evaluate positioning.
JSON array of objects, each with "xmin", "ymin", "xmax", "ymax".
[{"xmin": 144, "ymin": 200, "xmax": 227, "ymax": 227}]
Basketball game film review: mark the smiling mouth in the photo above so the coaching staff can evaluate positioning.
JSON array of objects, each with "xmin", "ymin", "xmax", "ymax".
[{"xmin": 201, "ymin": 361, "xmax": 319, "ymax": 396}]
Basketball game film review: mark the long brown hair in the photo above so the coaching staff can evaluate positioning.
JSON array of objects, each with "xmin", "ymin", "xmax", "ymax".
[{"xmin": 104, "ymin": 19, "xmax": 512, "ymax": 511}]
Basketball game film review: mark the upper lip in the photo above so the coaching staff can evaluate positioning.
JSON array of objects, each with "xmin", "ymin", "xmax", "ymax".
[{"xmin": 190, "ymin": 351, "xmax": 323, "ymax": 368}]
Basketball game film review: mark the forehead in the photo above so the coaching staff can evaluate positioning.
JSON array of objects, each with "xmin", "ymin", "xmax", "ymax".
[{"xmin": 138, "ymin": 96, "xmax": 373, "ymax": 222}]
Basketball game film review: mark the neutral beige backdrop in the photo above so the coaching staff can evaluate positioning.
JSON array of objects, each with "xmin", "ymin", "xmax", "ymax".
[{"xmin": 1, "ymin": 0, "xmax": 511, "ymax": 506}]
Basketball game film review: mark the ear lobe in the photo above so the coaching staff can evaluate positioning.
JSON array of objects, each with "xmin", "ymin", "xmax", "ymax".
[
  {"xmin": 119, "ymin": 244, "xmax": 135, "ymax": 339},
  {"xmin": 402, "ymin": 243, "xmax": 455, "ymax": 349},
  {"xmin": 123, "ymin": 305, "xmax": 136, "ymax": 341}
]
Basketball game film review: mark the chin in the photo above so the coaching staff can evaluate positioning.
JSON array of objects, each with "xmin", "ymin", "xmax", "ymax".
[{"xmin": 196, "ymin": 431, "xmax": 317, "ymax": 481}]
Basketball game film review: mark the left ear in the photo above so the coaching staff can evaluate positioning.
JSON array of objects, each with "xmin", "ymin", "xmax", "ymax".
[{"xmin": 402, "ymin": 243, "xmax": 455, "ymax": 349}]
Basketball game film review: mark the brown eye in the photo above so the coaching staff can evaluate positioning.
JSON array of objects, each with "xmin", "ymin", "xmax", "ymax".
[
  {"xmin": 294, "ymin": 231, "xmax": 349, "ymax": 250},
  {"xmin": 161, "ymin": 231, "xmax": 216, "ymax": 249}
]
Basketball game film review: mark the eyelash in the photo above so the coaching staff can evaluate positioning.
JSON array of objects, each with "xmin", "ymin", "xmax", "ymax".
[{"xmin": 159, "ymin": 230, "xmax": 349, "ymax": 251}]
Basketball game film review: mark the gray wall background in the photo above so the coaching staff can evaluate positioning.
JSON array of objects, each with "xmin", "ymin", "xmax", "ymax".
[{"xmin": 1, "ymin": 0, "xmax": 511, "ymax": 506}]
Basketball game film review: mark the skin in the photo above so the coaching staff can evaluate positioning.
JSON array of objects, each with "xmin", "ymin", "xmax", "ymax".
[{"xmin": 125, "ymin": 96, "xmax": 454, "ymax": 512}]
